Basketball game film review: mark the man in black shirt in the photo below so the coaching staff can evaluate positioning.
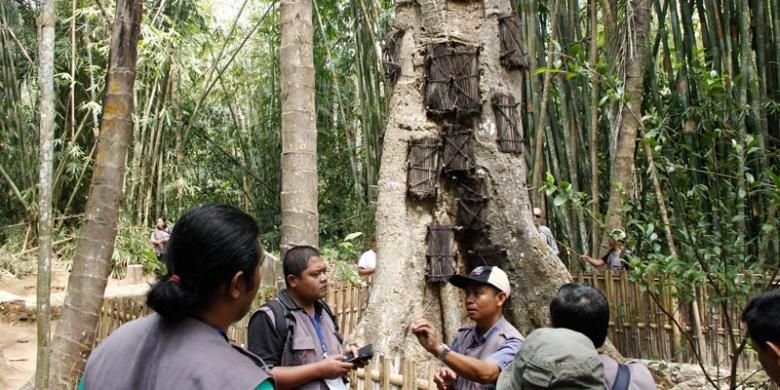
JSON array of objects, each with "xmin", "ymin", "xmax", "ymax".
[{"xmin": 247, "ymin": 246, "xmax": 360, "ymax": 390}]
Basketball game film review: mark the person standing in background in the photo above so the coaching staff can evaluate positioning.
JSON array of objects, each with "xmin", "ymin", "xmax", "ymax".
[
  {"xmin": 579, "ymin": 229, "xmax": 633, "ymax": 271},
  {"xmin": 357, "ymin": 236, "xmax": 377, "ymax": 277},
  {"xmin": 150, "ymin": 217, "xmax": 171, "ymax": 270},
  {"xmin": 533, "ymin": 208, "xmax": 561, "ymax": 265}
]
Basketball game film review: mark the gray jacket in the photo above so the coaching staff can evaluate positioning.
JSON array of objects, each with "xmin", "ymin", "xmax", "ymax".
[
  {"xmin": 83, "ymin": 314, "xmax": 273, "ymax": 389},
  {"xmin": 599, "ymin": 354, "xmax": 656, "ymax": 390}
]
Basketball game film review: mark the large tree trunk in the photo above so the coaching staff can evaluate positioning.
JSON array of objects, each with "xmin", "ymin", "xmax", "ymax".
[
  {"xmin": 352, "ymin": 0, "xmax": 570, "ymax": 360},
  {"xmin": 34, "ymin": 0, "xmax": 56, "ymax": 386},
  {"xmin": 48, "ymin": 0, "xmax": 143, "ymax": 387},
  {"xmin": 601, "ymin": 0, "xmax": 651, "ymax": 249},
  {"xmin": 280, "ymin": 0, "xmax": 318, "ymax": 254}
]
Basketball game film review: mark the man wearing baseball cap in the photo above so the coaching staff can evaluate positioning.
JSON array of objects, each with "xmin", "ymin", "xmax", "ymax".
[
  {"xmin": 411, "ymin": 266, "xmax": 524, "ymax": 390},
  {"xmin": 579, "ymin": 228, "xmax": 633, "ymax": 271}
]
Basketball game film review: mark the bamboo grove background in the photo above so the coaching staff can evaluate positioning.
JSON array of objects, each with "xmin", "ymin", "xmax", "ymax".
[{"xmin": 1, "ymin": 0, "xmax": 779, "ymax": 280}]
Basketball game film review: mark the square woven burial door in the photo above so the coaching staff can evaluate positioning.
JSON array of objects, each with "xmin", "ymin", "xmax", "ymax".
[
  {"xmin": 497, "ymin": 14, "xmax": 529, "ymax": 70},
  {"xmin": 426, "ymin": 224, "xmax": 456, "ymax": 283},
  {"xmin": 425, "ymin": 42, "xmax": 481, "ymax": 120},
  {"xmin": 456, "ymin": 178, "xmax": 488, "ymax": 230},
  {"xmin": 492, "ymin": 92, "xmax": 523, "ymax": 154},
  {"xmin": 406, "ymin": 136, "xmax": 441, "ymax": 200},
  {"xmin": 442, "ymin": 124, "xmax": 474, "ymax": 174}
]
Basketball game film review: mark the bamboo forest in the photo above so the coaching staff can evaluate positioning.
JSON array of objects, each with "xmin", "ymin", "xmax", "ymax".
[{"xmin": 1, "ymin": 0, "xmax": 779, "ymax": 388}]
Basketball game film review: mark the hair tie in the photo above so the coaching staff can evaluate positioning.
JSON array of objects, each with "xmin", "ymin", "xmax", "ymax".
[{"xmin": 169, "ymin": 274, "xmax": 181, "ymax": 284}]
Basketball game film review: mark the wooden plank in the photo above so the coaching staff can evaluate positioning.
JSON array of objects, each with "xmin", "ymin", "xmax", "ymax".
[{"xmin": 381, "ymin": 356, "xmax": 391, "ymax": 390}]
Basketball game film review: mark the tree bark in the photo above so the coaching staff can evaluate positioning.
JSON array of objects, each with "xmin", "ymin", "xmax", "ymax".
[
  {"xmin": 588, "ymin": 0, "xmax": 601, "ymax": 257},
  {"xmin": 280, "ymin": 0, "xmax": 319, "ymax": 254},
  {"xmin": 34, "ymin": 0, "xmax": 56, "ymax": 386},
  {"xmin": 601, "ymin": 0, "xmax": 651, "ymax": 247},
  {"xmin": 48, "ymin": 0, "xmax": 143, "ymax": 387},
  {"xmin": 352, "ymin": 0, "xmax": 570, "ymax": 360}
]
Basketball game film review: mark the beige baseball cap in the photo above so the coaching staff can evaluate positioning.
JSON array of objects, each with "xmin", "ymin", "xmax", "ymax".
[{"xmin": 448, "ymin": 266, "xmax": 511, "ymax": 296}]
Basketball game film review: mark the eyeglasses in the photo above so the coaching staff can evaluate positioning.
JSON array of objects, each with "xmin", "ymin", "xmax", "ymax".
[{"xmin": 533, "ymin": 214, "xmax": 542, "ymax": 218}]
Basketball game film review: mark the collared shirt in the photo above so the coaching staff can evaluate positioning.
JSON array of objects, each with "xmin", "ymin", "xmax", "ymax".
[
  {"xmin": 602, "ymin": 248, "xmax": 632, "ymax": 270},
  {"xmin": 358, "ymin": 249, "xmax": 376, "ymax": 269},
  {"xmin": 450, "ymin": 317, "xmax": 523, "ymax": 370},
  {"xmin": 537, "ymin": 225, "xmax": 560, "ymax": 255}
]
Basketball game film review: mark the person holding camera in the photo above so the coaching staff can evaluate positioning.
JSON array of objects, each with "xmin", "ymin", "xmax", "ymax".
[
  {"xmin": 411, "ymin": 266, "xmax": 523, "ymax": 390},
  {"xmin": 247, "ymin": 246, "xmax": 363, "ymax": 390}
]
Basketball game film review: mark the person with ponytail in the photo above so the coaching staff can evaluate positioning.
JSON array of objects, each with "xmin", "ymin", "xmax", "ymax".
[{"xmin": 81, "ymin": 204, "xmax": 274, "ymax": 389}]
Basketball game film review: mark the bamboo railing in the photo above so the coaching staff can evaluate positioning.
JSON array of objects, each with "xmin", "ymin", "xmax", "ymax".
[
  {"xmin": 95, "ymin": 273, "xmax": 767, "ymax": 376},
  {"xmin": 94, "ymin": 280, "xmax": 371, "ymax": 348},
  {"xmin": 574, "ymin": 271, "xmax": 763, "ymax": 370}
]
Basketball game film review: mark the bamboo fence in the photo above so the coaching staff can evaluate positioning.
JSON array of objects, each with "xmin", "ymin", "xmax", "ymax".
[
  {"xmin": 94, "ymin": 280, "xmax": 371, "ymax": 348},
  {"xmin": 574, "ymin": 271, "xmax": 764, "ymax": 371},
  {"xmin": 346, "ymin": 356, "xmax": 437, "ymax": 389},
  {"xmin": 95, "ymin": 272, "xmax": 768, "ymax": 378}
]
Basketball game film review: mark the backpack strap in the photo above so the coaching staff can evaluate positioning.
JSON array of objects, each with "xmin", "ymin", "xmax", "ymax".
[
  {"xmin": 265, "ymin": 299, "xmax": 295, "ymax": 351},
  {"xmin": 612, "ymin": 363, "xmax": 632, "ymax": 390},
  {"xmin": 318, "ymin": 299, "xmax": 340, "ymax": 333}
]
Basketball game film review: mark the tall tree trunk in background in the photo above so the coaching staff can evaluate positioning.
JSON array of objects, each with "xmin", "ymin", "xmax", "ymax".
[
  {"xmin": 353, "ymin": 0, "xmax": 570, "ymax": 360},
  {"xmin": 48, "ymin": 0, "xmax": 143, "ymax": 386},
  {"xmin": 34, "ymin": 0, "xmax": 56, "ymax": 387},
  {"xmin": 588, "ymin": 0, "xmax": 601, "ymax": 257},
  {"xmin": 280, "ymin": 0, "xmax": 318, "ymax": 255},
  {"xmin": 601, "ymin": 0, "xmax": 651, "ymax": 248}
]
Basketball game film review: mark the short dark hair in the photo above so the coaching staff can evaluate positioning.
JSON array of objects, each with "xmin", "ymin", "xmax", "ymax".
[
  {"xmin": 550, "ymin": 283, "xmax": 610, "ymax": 347},
  {"xmin": 283, "ymin": 245, "xmax": 321, "ymax": 286},
  {"xmin": 742, "ymin": 289, "xmax": 780, "ymax": 350},
  {"xmin": 147, "ymin": 204, "xmax": 262, "ymax": 321}
]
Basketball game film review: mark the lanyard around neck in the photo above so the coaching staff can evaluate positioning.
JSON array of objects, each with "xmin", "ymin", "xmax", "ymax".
[{"xmin": 308, "ymin": 313, "xmax": 328, "ymax": 356}]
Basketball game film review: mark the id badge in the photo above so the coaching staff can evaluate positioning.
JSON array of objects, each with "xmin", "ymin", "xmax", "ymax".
[{"xmin": 324, "ymin": 378, "xmax": 348, "ymax": 390}]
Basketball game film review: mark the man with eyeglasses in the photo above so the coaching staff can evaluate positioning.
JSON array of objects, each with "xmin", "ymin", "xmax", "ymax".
[{"xmin": 533, "ymin": 207, "xmax": 560, "ymax": 257}]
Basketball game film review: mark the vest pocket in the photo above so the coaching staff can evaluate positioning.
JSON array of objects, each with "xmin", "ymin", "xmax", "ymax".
[
  {"xmin": 288, "ymin": 335, "xmax": 318, "ymax": 365},
  {"xmin": 291, "ymin": 335, "xmax": 317, "ymax": 351}
]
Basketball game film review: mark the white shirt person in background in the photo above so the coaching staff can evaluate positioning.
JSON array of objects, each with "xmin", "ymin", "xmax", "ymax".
[
  {"xmin": 357, "ymin": 236, "xmax": 376, "ymax": 277},
  {"xmin": 533, "ymin": 207, "xmax": 560, "ymax": 256}
]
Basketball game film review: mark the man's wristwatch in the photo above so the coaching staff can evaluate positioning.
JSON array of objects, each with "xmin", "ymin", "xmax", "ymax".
[{"xmin": 436, "ymin": 344, "xmax": 451, "ymax": 362}]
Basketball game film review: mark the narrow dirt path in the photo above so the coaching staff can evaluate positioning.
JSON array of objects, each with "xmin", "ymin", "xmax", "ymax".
[{"xmin": 0, "ymin": 267, "xmax": 151, "ymax": 388}]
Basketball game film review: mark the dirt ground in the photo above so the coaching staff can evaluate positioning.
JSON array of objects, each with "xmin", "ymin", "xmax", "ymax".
[
  {"xmin": 0, "ymin": 266, "xmax": 149, "ymax": 389},
  {"xmin": 0, "ymin": 319, "xmax": 41, "ymax": 389}
]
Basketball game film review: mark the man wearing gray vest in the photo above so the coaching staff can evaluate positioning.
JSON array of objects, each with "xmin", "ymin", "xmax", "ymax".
[
  {"xmin": 411, "ymin": 266, "xmax": 523, "ymax": 390},
  {"xmin": 248, "ymin": 246, "xmax": 359, "ymax": 390}
]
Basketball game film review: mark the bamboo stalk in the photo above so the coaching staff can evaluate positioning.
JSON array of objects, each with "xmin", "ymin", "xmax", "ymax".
[{"xmin": 531, "ymin": 0, "xmax": 563, "ymax": 204}]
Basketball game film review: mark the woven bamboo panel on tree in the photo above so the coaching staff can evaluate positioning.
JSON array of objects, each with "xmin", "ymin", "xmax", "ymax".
[
  {"xmin": 464, "ymin": 245, "xmax": 507, "ymax": 270},
  {"xmin": 406, "ymin": 136, "xmax": 441, "ymax": 199},
  {"xmin": 382, "ymin": 29, "xmax": 405, "ymax": 85},
  {"xmin": 497, "ymin": 13, "xmax": 528, "ymax": 70},
  {"xmin": 424, "ymin": 43, "xmax": 480, "ymax": 120},
  {"xmin": 425, "ymin": 224, "xmax": 456, "ymax": 283},
  {"xmin": 456, "ymin": 177, "xmax": 488, "ymax": 230},
  {"xmin": 441, "ymin": 124, "xmax": 474, "ymax": 174},
  {"xmin": 492, "ymin": 92, "xmax": 523, "ymax": 154}
]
